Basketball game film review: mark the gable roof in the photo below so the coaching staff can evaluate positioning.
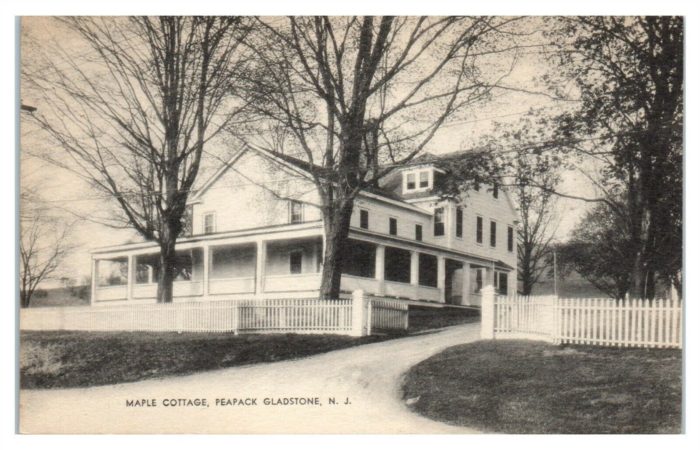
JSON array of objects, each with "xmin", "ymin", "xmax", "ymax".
[{"xmin": 188, "ymin": 145, "xmax": 420, "ymax": 210}]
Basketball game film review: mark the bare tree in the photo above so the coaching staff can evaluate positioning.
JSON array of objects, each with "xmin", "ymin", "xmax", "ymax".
[
  {"xmin": 19, "ymin": 196, "xmax": 72, "ymax": 308},
  {"xmin": 515, "ymin": 172, "xmax": 559, "ymax": 295},
  {"xmin": 242, "ymin": 16, "xmax": 529, "ymax": 298},
  {"xmin": 24, "ymin": 17, "xmax": 252, "ymax": 303}
]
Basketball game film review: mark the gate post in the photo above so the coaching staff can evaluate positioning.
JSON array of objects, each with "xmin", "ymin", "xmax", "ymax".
[
  {"xmin": 480, "ymin": 285, "xmax": 496, "ymax": 340},
  {"xmin": 351, "ymin": 289, "xmax": 368, "ymax": 337}
]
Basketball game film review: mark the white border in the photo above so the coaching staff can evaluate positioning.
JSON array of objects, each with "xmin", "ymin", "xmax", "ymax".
[{"xmin": 4, "ymin": 2, "xmax": 699, "ymax": 450}]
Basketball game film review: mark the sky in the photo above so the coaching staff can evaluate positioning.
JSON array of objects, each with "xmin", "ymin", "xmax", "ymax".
[{"xmin": 19, "ymin": 16, "xmax": 597, "ymax": 285}]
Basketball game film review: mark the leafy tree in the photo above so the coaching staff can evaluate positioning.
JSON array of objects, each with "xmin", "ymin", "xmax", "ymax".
[
  {"xmin": 557, "ymin": 201, "xmax": 636, "ymax": 300},
  {"xmin": 546, "ymin": 17, "xmax": 683, "ymax": 298},
  {"xmin": 242, "ymin": 16, "xmax": 527, "ymax": 298},
  {"xmin": 25, "ymin": 17, "xmax": 252, "ymax": 303}
]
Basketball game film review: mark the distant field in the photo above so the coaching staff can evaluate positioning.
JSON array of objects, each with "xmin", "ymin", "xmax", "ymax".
[{"xmin": 28, "ymin": 287, "xmax": 90, "ymax": 308}]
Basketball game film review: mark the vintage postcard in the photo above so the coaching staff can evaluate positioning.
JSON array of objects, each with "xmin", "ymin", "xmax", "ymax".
[{"xmin": 18, "ymin": 15, "xmax": 684, "ymax": 434}]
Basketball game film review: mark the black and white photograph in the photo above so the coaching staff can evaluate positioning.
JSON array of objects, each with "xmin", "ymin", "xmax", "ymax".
[{"xmin": 12, "ymin": 7, "xmax": 690, "ymax": 438}]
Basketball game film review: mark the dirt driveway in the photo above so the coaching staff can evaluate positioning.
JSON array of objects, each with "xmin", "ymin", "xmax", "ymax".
[{"xmin": 20, "ymin": 323, "xmax": 481, "ymax": 434}]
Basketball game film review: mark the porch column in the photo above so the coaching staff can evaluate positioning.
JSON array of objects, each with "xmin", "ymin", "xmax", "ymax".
[
  {"xmin": 90, "ymin": 258, "xmax": 98, "ymax": 306},
  {"xmin": 410, "ymin": 251, "xmax": 420, "ymax": 300},
  {"xmin": 484, "ymin": 263, "xmax": 495, "ymax": 296},
  {"xmin": 255, "ymin": 240, "xmax": 267, "ymax": 296},
  {"xmin": 462, "ymin": 262, "xmax": 471, "ymax": 306},
  {"xmin": 126, "ymin": 254, "xmax": 134, "ymax": 301},
  {"xmin": 374, "ymin": 244, "xmax": 385, "ymax": 295},
  {"xmin": 437, "ymin": 255, "xmax": 446, "ymax": 303},
  {"xmin": 202, "ymin": 245, "xmax": 210, "ymax": 297}
]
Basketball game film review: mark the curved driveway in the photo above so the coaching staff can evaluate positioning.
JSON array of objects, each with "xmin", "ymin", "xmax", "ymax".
[{"xmin": 20, "ymin": 323, "xmax": 481, "ymax": 434}]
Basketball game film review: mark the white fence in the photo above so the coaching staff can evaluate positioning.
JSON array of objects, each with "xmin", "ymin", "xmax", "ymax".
[
  {"xmin": 367, "ymin": 296, "xmax": 409, "ymax": 333},
  {"xmin": 20, "ymin": 290, "xmax": 409, "ymax": 336},
  {"xmin": 482, "ymin": 286, "xmax": 682, "ymax": 349}
]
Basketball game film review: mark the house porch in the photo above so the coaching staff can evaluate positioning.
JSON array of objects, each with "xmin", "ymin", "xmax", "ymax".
[{"xmin": 91, "ymin": 227, "xmax": 506, "ymax": 306}]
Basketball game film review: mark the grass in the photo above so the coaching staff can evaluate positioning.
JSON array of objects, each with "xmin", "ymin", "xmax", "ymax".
[
  {"xmin": 20, "ymin": 304, "xmax": 478, "ymax": 390},
  {"xmin": 20, "ymin": 331, "xmax": 394, "ymax": 389},
  {"xmin": 402, "ymin": 340, "xmax": 682, "ymax": 434},
  {"xmin": 407, "ymin": 305, "xmax": 479, "ymax": 332}
]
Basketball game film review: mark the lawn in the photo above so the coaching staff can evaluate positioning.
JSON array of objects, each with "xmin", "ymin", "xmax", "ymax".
[
  {"xmin": 402, "ymin": 340, "xmax": 682, "ymax": 434},
  {"xmin": 20, "ymin": 331, "xmax": 394, "ymax": 389},
  {"xmin": 407, "ymin": 305, "xmax": 479, "ymax": 332},
  {"xmin": 20, "ymin": 304, "xmax": 479, "ymax": 390}
]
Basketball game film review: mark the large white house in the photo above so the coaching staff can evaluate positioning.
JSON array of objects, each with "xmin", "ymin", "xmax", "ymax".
[{"xmin": 89, "ymin": 148, "xmax": 519, "ymax": 307}]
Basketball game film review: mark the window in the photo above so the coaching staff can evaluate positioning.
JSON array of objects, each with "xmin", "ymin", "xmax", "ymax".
[
  {"xmin": 490, "ymin": 220, "xmax": 497, "ymax": 247},
  {"xmin": 135, "ymin": 254, "xmax": 160, "ymax": 284},
  {"xmin": 419, "ymin": 171, "xmax": 430, "ymax": 188},
  {"xmin": 384, "ymin": 247, "xmax": 411, "ymax": 283},
  {"xmin": 182, "ymin": 205, "xmax": 193, "ymax": 237},
  {"xmin": 204, "ymin": 212, "xmax": 216, "ymax": 234},
  {"xmin": 456, "ymin": 207, "xmax": 463, "ymax": 238},
  {"xmin": 498, "ymin": 272, "xmax": 508, "ymax": 295},
  {"xmin": 360, "ymin": 209, "xmax": 369, "ymax": 229},
  {"xmin": 492, "ymin": 182, "xmax": 499, "ymax": 199},
  {"xmin": 289, "ymin": 201, "xmax": 303, "ymax": 224},
  {"xmin": 474, "ymin": 269, "xmax": 483, "ymax": 293},
  {"xmin": 508, "ymin": 226, "xmax": 514, "ymax": 252},
  {"xmin": 389, "ymin": 217, "xmax": 397, "ymax": 235},
  {"xmin": 341, "ymin": 239, "xmax": 375, "ymax": 278},
  {"xmin": 289, "ymin": 250, "xmax": 303, "ymax": 274},
  {"xmin": 406, "ymin": 173, "xmax": 416, "ymax": 190},
  {"xmin": 415, "ymin": 224, "xmax": 423, "ymax": 241},
  {"xmin": 434, "ymin": 207, "xmax": 445, "ymax": 236},
  {"xmin": 476, "ymin": 216, "xmax": 483, "ymax": 244},
  {"xmin": 418, "ymin": 253, "xmax": 438, "ymax": 287}
]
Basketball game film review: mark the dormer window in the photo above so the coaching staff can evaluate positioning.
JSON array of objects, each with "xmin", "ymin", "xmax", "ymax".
[
  {"xmin": 419, "ymin": 171, "xmax": 429, "ymax": 188},
  {"xmin": 404, "ymin": 168, "xmax": 432, "ymax": 193},
  {"xmin": 406, "ymin": 173, "xmax": 416, "ymax": 190}
]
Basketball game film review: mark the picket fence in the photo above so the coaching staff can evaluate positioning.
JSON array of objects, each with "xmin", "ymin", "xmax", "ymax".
[
  {"xmin": 20, "ymin": 291, "xmax": 408, "ymax": 336},
  {"xmin": 367, "ymin": 296, "xmax": 409, "ymax": 333},
  {"xmin": 486, "ymin": 289, "xmax": 682, "ymax": 349}
]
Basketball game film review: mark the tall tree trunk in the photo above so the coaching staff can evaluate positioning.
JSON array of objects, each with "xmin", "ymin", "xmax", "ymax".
[
  {"xmin": 20, "ymin": 290, "xmax": 31, "ymax": 308},
  {"xmin": 319, "ymin": 201, "xmax": 355, "ymax": 299},
  {"xmin": 156, "ymin": 228, "xmax": 178, "ymax": 304}
]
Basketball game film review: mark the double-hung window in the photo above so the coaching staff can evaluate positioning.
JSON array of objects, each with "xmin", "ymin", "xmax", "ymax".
[
  {"xmin": 289, "ymin": 201, "xmax": 303, "ymax": 224},
  {"xmin": 508, "ymin": 226, "xmax": 514, "ymax": 252},
  {"xmin": 456, "ymin": 207, "xmax": 463, "ymax": 238},
  {"xmin": 434, "ymin": 207, "xmax": 445, "ymax": 236},
  {"xmin": 360, "ymin": 209, "xmax": 369, "ymax": 229},
  {"xmin": 476, "ymin": 216, "xmax": 483, "ymax": 244},
  {"xmin": 406, "ymin": 173, "xmax": 416, "ymax": 190},
  {"xmin": 203, "ymin": 212, "xmax": 216, "ymax": 234},
  {"xmin": 389, "ymin": 217, "xmax": 397, "ymax": 236}
]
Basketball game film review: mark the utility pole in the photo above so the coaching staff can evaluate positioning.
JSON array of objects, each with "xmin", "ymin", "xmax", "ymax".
[{"xmin": 553, "ymin": 247, "xmax": 558, "ymax": 297}]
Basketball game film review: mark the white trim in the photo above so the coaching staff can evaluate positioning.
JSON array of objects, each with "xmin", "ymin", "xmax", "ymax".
[
  {"xmin": 90, "ymin": 222, "xmax": 324, "ymax": 255},
  {"xmin": 358, "ymin": 190, "xmax": 431, "ymax": 215}
]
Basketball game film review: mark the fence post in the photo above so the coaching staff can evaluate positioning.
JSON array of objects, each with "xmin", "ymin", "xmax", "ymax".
[
  {"xmin": 480, "ymin": 285, "xmax": 496, "ymax": 340},
  {"xmin": 351, "ymin": 289, "xmax": 368, "ymax": 337}
]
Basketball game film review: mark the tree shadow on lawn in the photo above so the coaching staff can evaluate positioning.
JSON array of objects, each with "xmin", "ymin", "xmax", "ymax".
[{"xmin": 402, "ymin": 339, "xmax": 682, "ymax": 434}]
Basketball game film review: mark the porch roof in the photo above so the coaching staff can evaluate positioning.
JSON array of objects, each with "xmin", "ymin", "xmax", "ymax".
[{"xmin": 90, "ymin": 221, "xmax": 324, "ymax": 255}]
